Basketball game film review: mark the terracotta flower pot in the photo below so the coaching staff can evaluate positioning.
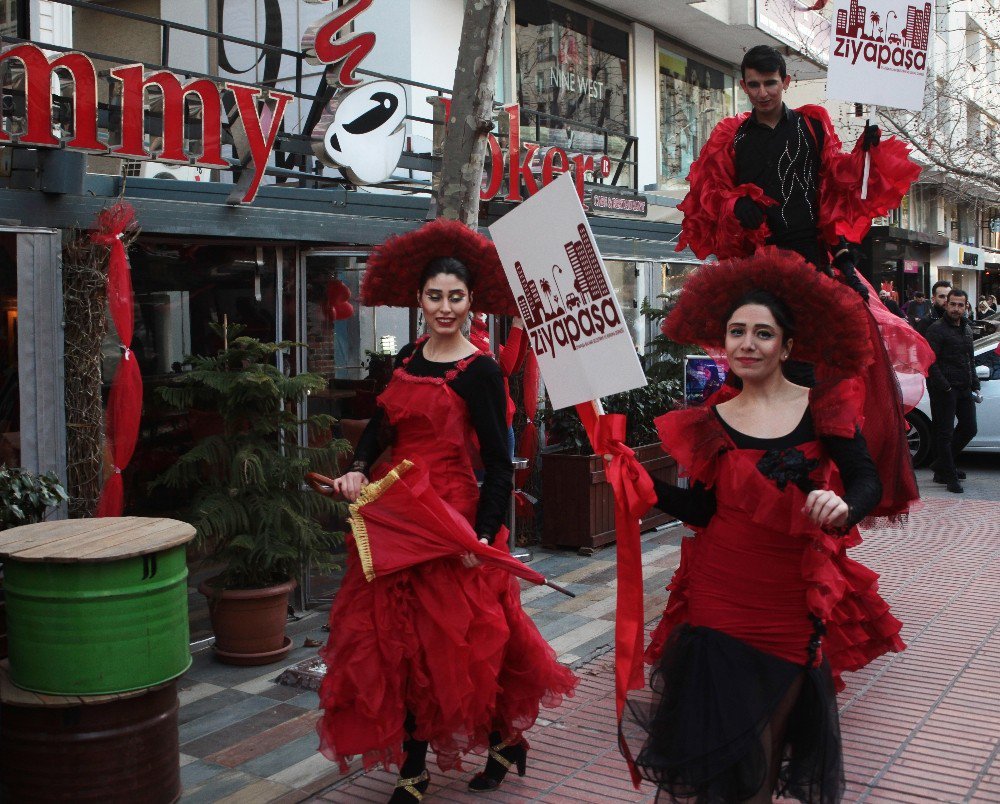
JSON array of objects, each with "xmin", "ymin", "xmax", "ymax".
[{"xmin": 198, "ymin": 577, "xmax": 297, "ymax": 666}]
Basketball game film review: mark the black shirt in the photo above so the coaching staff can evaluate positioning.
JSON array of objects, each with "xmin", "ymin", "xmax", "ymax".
[
  {"xmin": 734, "ymin": 105, "xmax": 823, "ymax": 252},
  {"xmin": 651, "ymin": 408, "xmax": 882, "ymax": 529},
  {"xmin": 915, "ymin": 304, "xmax": 944, "ymax": 336},
  {"xmin": 352, "ymin": 342, "xmax": 513, "ymax": 540}
]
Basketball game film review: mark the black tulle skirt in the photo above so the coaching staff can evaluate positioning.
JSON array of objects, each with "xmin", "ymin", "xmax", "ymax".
[{"xmin": 621, "ymin": 625, "xmax": 845, "ymax": 803}]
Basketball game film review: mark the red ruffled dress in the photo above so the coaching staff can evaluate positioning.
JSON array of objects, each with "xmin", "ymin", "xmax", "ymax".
[
  {"xmin": 621, "ymin": 383, "xmax": 904, "ymax": 803},
  {"xmin": 317, "ymin": 349, "xmax": 576, "ymax": 773}
]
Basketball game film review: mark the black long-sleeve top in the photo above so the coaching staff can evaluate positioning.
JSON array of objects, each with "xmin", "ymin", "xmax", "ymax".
[
  {"xmin": 651, "ymin": 408, "xmax": 882, "ymax": 530},
  {"xmin": 351, "ymin": 342, "xmax": 513, "ymax": 540},
  {"xmin": 734, "ymin": 106, "xmax": 823, "ymax": 247}
]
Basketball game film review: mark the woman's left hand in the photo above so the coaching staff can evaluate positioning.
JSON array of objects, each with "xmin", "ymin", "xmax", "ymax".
[
  {"xmin": 803, "ymin": 489, "xmax": 849, "ymax": 529},
  {"xmin": 460, "ymin": 538, "xmax": 491, "ymax": 568}
]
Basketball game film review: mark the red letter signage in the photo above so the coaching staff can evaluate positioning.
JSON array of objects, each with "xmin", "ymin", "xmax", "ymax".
[
  {"xmin": 109, "ymin": 65, "xmax": 228, "ymax": 167},
  {"xmin": 0, "ymin": 44, "xmax": 103, "ymax": 151}
]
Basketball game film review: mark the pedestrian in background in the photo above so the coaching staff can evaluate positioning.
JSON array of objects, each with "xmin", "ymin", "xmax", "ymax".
[
  {"xmin": 904, "ymin": 290, "xmax": 930, "ymax": 327},
  {"xmin": 924, "ymin": 288, "xmax": 980, "ymax": 494},
  {"xmin": 879, "ymin": 289, "xmax": 904, "ymax": 318},
  {"xmin": 916, "ymin": 280, "xmax": 952, "ymax": 336}
]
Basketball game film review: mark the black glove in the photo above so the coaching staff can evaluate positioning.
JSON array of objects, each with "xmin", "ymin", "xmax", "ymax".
[
  {"xmin": 832, "ymin": 243, "xmax": 869, "ymax": 302},
  {"xmin": 861, "ymin": 124, "xmax": 881, "ymax": 151},
  {"xmin": 734, "ymin": 196, "xmax": 766, "ymax": 230}
]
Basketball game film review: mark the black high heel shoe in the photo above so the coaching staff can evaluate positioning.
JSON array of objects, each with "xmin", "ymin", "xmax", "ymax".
[
  {"xmin": 388, "ymin": 769, "xmax": 430, "ymax": 802},
  {"xmin": 468, "ymin": 738, "xmax": 528, "ymax": 792}
]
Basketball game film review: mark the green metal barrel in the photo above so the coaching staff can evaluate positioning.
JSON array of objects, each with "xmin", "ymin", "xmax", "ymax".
[{"xmin": 4, "ymin": 545, "xmax": 192, "ymax": 695}]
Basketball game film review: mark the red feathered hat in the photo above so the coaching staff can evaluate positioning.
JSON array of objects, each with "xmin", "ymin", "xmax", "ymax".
[
  {"xmin": 664, "ymin": 247, "xmax": 874, "ymax": 377},
  {"xmin": 361, "ymin": 218, "xmax": 517, "ymax": 315}
]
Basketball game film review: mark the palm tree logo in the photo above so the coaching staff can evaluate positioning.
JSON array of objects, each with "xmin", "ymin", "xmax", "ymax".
[
  {"xmin": 540, "ymin": 278, "xmax": 554, "ymax": 318},
  {"xmin": 869, "ymin": 11, "xmax": 880, "ymax": 39}
]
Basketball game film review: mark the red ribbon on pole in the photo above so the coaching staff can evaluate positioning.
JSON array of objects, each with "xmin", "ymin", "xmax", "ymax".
[
  {"xmin": 93, "ymin": 202, "xmax": 140, "ymax": 518},
  {"xmin": 574, "ymin": 402, "xmax": 656, "ymax": 787}
]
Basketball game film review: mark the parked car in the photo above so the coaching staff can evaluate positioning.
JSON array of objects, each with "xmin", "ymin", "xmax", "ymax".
[{"xmin": 906, "ymin": 332, "xmax": 1000, "ymax": 466}]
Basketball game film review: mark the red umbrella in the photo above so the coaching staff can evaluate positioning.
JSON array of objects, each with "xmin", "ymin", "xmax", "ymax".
[{"xmin": 306, "ymin": 461, "xmax": 574, "ymax": 597}]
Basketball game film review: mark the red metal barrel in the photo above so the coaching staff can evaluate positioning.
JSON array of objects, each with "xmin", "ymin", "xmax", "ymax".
[{"xmin": 0, "ymin": 680, "xmax": 180, "ymax": 803}]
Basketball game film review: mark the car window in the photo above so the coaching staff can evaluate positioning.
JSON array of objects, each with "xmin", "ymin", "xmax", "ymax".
[{"xmin": 974, "ymin": 349, "xmax": 1000, "ymax": 380}]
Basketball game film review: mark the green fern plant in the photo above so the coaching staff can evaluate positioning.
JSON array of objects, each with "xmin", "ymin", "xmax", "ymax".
[{"xmin": 153, "ymin": 324, "xmax": 349, "ymax": 590}]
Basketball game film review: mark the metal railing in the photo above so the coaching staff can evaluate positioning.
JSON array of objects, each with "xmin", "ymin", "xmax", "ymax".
[{"xmin": 2, "ymin": 0, "xmax": 640, "ymax": 196}]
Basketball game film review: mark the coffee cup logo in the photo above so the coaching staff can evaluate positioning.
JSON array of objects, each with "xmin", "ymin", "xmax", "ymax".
[{"xmin": 312, "ymin": 79, "xmax": 407, "ymax": 185}]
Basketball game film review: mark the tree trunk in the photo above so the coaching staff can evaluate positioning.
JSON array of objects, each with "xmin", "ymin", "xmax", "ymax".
[{"xmin": 435, "ymin": 0, "xmax": 510, "ymax": 227}]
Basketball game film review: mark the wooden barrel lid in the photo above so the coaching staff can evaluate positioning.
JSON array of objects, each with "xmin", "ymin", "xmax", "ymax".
[
  {"xmin": 0, "ymin": 660, "xmax": 174, "ymax": 707},
  {"xmin": 0, "ymin": 517, "xmax": 196, "ymax": 563}
]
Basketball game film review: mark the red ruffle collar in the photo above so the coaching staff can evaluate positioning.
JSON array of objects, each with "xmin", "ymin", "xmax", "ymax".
[{"xmin": 393, "ymin": 336, "xmax": 495, "ymax": 385}]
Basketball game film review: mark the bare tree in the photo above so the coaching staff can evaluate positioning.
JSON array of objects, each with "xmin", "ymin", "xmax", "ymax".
[{"xmin": 435, "ymin": 0, "xmax": 511, "ymax": 226}]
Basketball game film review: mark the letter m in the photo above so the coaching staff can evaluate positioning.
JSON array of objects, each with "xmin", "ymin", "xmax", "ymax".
[
  {"xmin": 110, "ymin": 65, "xmax": 227, "ymax": 167},
  {"xmin": 0, "ymin": 44, "xmax": 103, "ymax": 150}
]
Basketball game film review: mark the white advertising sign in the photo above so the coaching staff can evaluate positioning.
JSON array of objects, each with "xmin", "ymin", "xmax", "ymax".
[
  {"xmin": 826, "ymin": 0, "xmax": 932, "ymax": 111},
  {"xmin": 489, "ymin": 172, "xmax": 647, "ymax": 410}
]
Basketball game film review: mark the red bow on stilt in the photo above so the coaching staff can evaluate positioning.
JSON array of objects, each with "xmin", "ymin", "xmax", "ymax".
[{"xmin": 575, "ymin": 402, "xmax": 657, "ymax": 787}]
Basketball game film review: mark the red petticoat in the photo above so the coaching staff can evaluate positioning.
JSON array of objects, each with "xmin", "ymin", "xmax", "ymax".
[{"xmin": 316, "ymin": 534, "xmax": 576, "ymax": 773}]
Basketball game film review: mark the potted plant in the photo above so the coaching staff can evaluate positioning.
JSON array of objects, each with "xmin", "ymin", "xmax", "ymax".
[
  {"xmin": 0, "ymin": 467, "xmax": 69, "ymax": 658},
  {"xmin": 540, "ymin": 296, "xmax": 690, "ymax": 552},
  {"xmin": 154, "ymin": 324, "xmax": 349, "ymax": 665}
]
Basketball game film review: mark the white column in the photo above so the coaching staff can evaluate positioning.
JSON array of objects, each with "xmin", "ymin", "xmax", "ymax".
[{"xmin": 631, "ymin": 23, "xmax": 658, "ymax": 191}]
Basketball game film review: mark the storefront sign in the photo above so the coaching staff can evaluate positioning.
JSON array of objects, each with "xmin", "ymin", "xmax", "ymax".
[
  {"xmin": 826, "ymin": 0, "xmax": 932, "ymax": 111},
  {"xmin": 941, "ymin": 242, "xmax": 986, "ymax": 270},
  {"xmin": 304, "ymin": 0, "xmax": 408, "ymax": 185},
  {"xmin": 0, "ymin": 44, "xmax": 289, "ymax": 204},
  {"xmin": 311, "ymin": 80, "xmax": 407, "ymax": 184},
  {"xmin": 489, "ymin": 173, "xmax": 646, "ymax": 410},
  {"xmin": 588, "ymin": 190, "xmax": 647, "ymax": 217},
  {"xmin": 902, "ymin": 259, "xmax": 920, "ymax": 273},
  {"xmin": 431, "ymin": 97, "xmax": 611, "ymax": 205}
]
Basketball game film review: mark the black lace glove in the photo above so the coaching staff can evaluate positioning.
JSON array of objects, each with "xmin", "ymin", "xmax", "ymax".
[
  {"xmin": 832, "ymin": 241, "xmax": 869, "ymax": 302},
  {"xmin": 734, "ymin": 196, "xmax": 766, "ymax": 229},
  {"xmin": 861, "ymin": 124, "xmax": 881, "ymax": 151}
]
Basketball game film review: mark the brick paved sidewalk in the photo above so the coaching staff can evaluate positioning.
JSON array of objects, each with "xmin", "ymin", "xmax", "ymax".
[
  {"xmin": 179, "ymin": 497, "xmax": 1000, "ymax": 802},
  {"xmin": 314, "ymin": 498, "xmax": 1000, "ymax": 803}
]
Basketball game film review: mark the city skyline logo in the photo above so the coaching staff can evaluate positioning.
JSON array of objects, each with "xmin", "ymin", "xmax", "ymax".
[
  {"xmin": 513, "ymin": 223, "xmax": 622, "ymax": 358},
  {"xmin": 832, "ymin": 0, "xmax": 929, "ymax": 74}
]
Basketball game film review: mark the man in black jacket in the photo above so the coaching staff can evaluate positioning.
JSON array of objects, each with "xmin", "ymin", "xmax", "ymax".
[
  {"xmin": 916, "ymin": 280, "xmax": 952, "ymax": 336},
  {"xmin": 924, "ymin": 289, "xmax": 980, "ymax": 492}
]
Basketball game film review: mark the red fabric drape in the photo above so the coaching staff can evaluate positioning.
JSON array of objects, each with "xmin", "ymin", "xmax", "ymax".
[
  {"xmin": 575, "ymin": 402, "xmax": 656, "ymax": 787},
  {"xmin": 94, "ymin": 202, "xmax": 140, "ymax": 518}
]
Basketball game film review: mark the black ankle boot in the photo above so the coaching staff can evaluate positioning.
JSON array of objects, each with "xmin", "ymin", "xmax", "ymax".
[
  {"xmin": 389, "ymin": 769, "xmax": 430, "ymax": 802},
  {"xmin": 468, "ymin": 738, "xmax": 528, "ymax": 792}
]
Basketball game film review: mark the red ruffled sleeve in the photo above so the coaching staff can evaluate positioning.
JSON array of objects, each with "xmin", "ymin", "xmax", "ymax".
[
  {"xmin": 809, "ymin": 378, "xmax": 866, "ymax": 439},
  {"xmin": 654, "ymin": 407, "xmax": 730, "ymax": 489},
  {"xmin": 799, "ymin": 105, "xmax": 921, "ymax": 246},
  {"xmin": 675, "ymin": 114, "xmax": 778, "ymax": 260}
]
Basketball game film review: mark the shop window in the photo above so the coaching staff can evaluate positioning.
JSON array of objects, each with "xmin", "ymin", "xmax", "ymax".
[
  {"xmin": 515, "ymin": 0, "xmax": 631, "ymax": 181},
  {"xmin": 656, "ymin": 46, "xmax": 736, "ymax": 196},
  {"xmin": 107, "ymin": 242, "xmax": 281, "ymax": 515},
  {"xmin": 0, "ymin": 233, "xmax": 17, "ymax": 467},
  {"xmin": 604, "ymin": 259, "xmax": 643, "ymax": 353},
  {"xmin": 303, "ymin": 252, "xmax": 409, "ymax": 422}
]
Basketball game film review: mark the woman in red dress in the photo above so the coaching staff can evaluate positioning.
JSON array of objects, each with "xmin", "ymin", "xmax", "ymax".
[
  {"xmin": 317, "ymin": 219, "xmax": 576, "ymax": 801},
  {"xmin": 621, "ymin": 251, "xmax": 906, "ymax": 803}
]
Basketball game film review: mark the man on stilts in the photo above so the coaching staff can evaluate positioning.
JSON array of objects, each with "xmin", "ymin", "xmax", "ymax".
[{"xmin": 675, "ymin": 44, "xmax": 933, "ymax": 522}]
